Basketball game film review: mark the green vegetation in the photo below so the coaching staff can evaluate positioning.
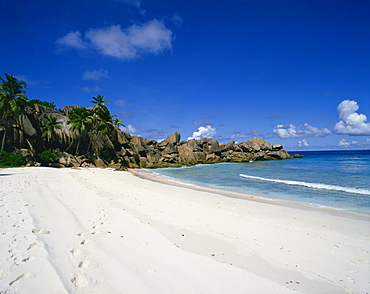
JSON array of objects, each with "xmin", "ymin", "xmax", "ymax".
[
  {"xmin": 0, "ymin": 151, "xmax": 27, "ymax": 167},
  {"xmin": 21, "ymin": 99, "xmax": 57, "ymax": 110},
  {"xmin": 40, "ymin": 150, "xmax": 57, "ymax": 163},
  {"xmin": 0, "ymin": 73, "xmax": 125, "ymax": 161},
  {"xmin": 41, "ymin": 115, "xmax": 62, "ymax": 149},
  {"xmin": 67, "ymin": 107, "xmax": 95, "ymax": 155},
  {"xmin": 0, "ymin": 73, "xmax": 28, "ymax": 154}
]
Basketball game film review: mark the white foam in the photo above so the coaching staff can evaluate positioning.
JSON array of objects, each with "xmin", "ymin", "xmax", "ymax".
[{"xmin": 239, "ymin": 174, "xmax": 370, "ymax": 195}]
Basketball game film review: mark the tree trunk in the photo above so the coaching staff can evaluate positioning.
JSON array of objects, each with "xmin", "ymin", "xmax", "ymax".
[
  {"xmin": 75, "ymin": 140, "xmax": 80, "ymax": 156},
  {"xmin": 65, "ymin": 137, "xmax": 74, "ymax": 152},
  {"xmin": 1, "ymin": 128, "xmax": 7, "ymax": 154}
]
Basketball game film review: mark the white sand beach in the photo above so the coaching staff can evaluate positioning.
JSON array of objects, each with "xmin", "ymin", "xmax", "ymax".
[{"xmin": 0, "ymin": 167, "xmax": 369, "ymax": 294}]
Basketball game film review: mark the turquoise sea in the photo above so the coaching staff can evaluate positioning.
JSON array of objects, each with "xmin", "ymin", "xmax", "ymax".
[{"xmin": 151, "ymin": 150, "xmax": 370, "ymax": 217}]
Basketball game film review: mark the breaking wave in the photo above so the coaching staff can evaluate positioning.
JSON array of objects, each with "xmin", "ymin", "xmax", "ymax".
[{"xmin": 239, "ymin": 174, "xmax": 370, "ymax": 195}]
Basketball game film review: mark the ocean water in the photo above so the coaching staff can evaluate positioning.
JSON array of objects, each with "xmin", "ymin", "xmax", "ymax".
[{"xmin": 151, "ymin": 150, "xmax": 370, "ymax": 217}]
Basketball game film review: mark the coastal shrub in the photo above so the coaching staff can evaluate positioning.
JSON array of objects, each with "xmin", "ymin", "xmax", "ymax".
[
  {"xmin": 0, "ymin": 151, "xmax": 27, "ymax": 167},
  {"xmin": 20, "ymin": 99, "xmax": 57, "ymax": 110},
  {"xmin": 41, "ymin": 150, "xmax": 57, "ymax": 162}
]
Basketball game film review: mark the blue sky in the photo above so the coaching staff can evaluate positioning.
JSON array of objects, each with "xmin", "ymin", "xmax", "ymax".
[{"xmin": 1, "ymin": 0, "xmax": 370, "ymax": 150}]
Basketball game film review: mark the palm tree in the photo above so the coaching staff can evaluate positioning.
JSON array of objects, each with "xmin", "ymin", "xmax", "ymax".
[
  {"xmin": 41, "ymin": 116, "xmax": 62, "ymax": 150},
  {"xmin": 0, "ymin": 74, "xmax": 27, "ymax": 154},
  {"xmin": 91, "ymin": 95, "xmax": 110, "ymax": 121},
  {"xmin": 67, "ymin": 107, "xmax": 94, "ymax": 155},
  {"xmin": 110, "ymin": 115, "xmax": 125, "ymax": 127}
]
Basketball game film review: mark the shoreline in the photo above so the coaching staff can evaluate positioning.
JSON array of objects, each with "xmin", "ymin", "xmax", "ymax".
[
  {"xmin": 1, "ymin": 167, "xmax": 369, "ymax": 293},
  {"xmin": 131, "ymin": 168, "xmax": 370, "ymax": 221}
]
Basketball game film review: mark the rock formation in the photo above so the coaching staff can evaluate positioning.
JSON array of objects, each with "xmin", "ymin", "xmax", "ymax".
[{"xmin": 0, "ymin": 104, "xmax": 302, "ymax": 169}]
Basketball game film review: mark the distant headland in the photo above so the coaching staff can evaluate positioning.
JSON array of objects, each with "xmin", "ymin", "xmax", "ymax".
[{"xmin": 0, "ymin": 74, "xmax": 302, "ymax": 169}]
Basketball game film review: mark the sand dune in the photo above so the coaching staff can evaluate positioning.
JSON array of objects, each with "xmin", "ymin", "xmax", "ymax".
[{"xmin": 0, "ymin": 167, "xmax": 369, "ymax": 293}]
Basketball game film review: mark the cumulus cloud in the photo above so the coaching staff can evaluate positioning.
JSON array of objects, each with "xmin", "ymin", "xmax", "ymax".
[
  {"xmin": 188, "ymin": 125, "xmax": 216, "ymax": 140},
  {"xmin": 120, "ymin": 124, "xmax": 140, "ymax": 136},
  {"xmin": 334, "ymin": 100, "xmax": 370, "ymax": 135},
  {"xmin": 339, "ymin": 139, "xmax": 352, "ymax": 147},
  {"xmin": 298, "ymin": 139, "xmax": 310, "ymax": 147},
  {"xmin": 56, "ymin": 31, "xmax": 87, "ymax": 49},
  {"xmin": 338, "ymin": 138, "xmax": 370, "ymax": 148},
  {"xmin": 83, "ymin": 69, "xmax": 109, "ymax": 80},
  {"xmin": 273, "ymin": 123, "xmax": 332, "ymax": 139},
  {"xmin": 56, "ymin": 19, "xmax": 173, "ymax": 60}
]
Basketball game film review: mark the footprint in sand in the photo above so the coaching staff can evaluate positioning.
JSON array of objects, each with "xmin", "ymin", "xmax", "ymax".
[
  {"xmin": 27, "ymin": 242, "xmax": 38, "ymax": 250},
  {"xmin": 70, "ymin": 249, "xmax": 81, "ymax": 256},
  {"xmin": 32, "ymin": 229, "xmax": 50, "ymax": 235},
  {"xmin": 80, "ymin": 239, "xmax": 90, "ymax": 245},
  {"xmin": 347, "ymin": 276, "xmax": 355, "ymax": 283},
  {"xmin": 9, "ymin": 272, "xmax": 31, "ymax": 286},
  {"xmin": 78, "ymin": 260, "xmax": 90, "ymax": 268},
  {"xmin": 21, "ymin": 256, "xmax": 33, "ymax": 263},
  {"xmin": 71, "ymin": 275, "xmax": 89, "ymax": 288}
]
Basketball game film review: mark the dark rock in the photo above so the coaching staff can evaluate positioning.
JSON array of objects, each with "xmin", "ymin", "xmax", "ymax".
[
  {"xmin": 272, "ymin": 144, "xmax": 283, "ymax": 151},
  {"xmin": 162, "ymin": 142, "xmax": 178, "ymax": 154},
  {"xmin": 117, "ymin": 131, "xmax": 130, "ymax": 145},
  {"xmin": 48, "ymin": 162, "xmax": 65, "ymax": 168},
  {"xmin": 164, "ymin": 132, "xmax": 181, "ymax": 145},
  {"xmin": 18, "ymin": 115, "xmax": 37, "ymax": 137},
  {"xmin": 194, "ymin": 151, "xmax": 206, "ymax": 162},
  {"xmin": 132, "ymin": 136, "xmax": 155, "ymax": 146},
  {"xmin": 223, "ymin": 141, "xmax": 236, "ymax": 151},
  {"xmin": 91, "ymin": 156, "xmax": 108, "ymax": 168},
  {"xmin": 239, "ymin": 141, "xmax": 259, "ymax": 152},
  {"xmin": 251, "ymin": 137, "xmax": 272, "ymax": 150},
  {"xmin": 206, "ymin": 153, "xmax": 220, "ymax": 162},
  {"xmin": 207, "ymin": 140, "xmax": 221, "ymax": 153},
  {"xmin": 267, "ymin": 150, "xmax": 291, "ymax": 160}
]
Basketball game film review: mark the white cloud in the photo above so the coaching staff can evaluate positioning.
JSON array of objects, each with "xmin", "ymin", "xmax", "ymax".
[
  {"xmin": 81, "ymin": 86, "xmax": 101, "ymax": 92},
  {"xmin": 56, "ymin": 31, "xmax": 87, "ymax": 49},
  {"xmin": 120, "ymin": 124, "xmax": 140, "ymax": 136},
  {"xmin": 57, "ymin": 20, "xmax": 173, "ymax": 60},
  {"xmin": 334, "ymin": 100, "xmax": 370, "ymax": 135},
  {"xmin": 273, "ymin": 123, "xmax": 332, "ymax": 139},
  {"xmin": 82, "ymin": 69, "xmax": 109, "ymax": 80},
  {"xmin": 188, "ymin": 125, "xmax": 216, "ymax": 140},
  {"xmin": 298, "ymin": 139, "xmax": 310, "ymax": 147},
  {"xmin": 339, "ymin": 138, "xmax": 358, "ymax": 147}
]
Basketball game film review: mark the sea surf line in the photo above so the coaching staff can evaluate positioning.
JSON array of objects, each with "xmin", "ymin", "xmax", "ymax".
[{"xmin": 239, "ymin": 174, "xmax": 370, "ymax": 195}]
